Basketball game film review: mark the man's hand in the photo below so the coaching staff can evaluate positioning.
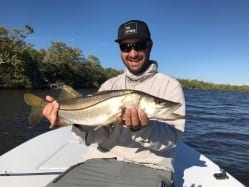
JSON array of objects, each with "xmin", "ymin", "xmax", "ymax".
[
  {"xmin": 117, "ymin": 108, "xmax": 148, "ymax": 131},
  {"xmin": 42, "ymin": 96, "xmax": 61, "ymax": 128}
]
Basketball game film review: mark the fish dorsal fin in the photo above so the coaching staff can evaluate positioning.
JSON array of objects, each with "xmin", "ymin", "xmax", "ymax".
[{"xmin": 58, "ymin": 85, "xmax": 83, "ymax": 100}]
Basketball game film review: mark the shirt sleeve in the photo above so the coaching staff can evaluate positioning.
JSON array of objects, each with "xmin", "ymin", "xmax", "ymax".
[{"xmin": 131, "ymin": 119, "xmax": 185, "ymax": 152}]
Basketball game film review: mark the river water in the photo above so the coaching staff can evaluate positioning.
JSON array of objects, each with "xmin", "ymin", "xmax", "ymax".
[{"xmin": 0, "ymin": 89, "xmax": 248, "ymax": 186}]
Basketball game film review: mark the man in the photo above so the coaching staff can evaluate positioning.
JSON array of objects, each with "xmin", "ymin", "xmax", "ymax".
[{"xmin": 44, "ymin": 20, "xmax": 185, "ymax": 187}]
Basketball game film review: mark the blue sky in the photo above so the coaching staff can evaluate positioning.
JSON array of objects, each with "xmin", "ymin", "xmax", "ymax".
[{"xmin": 2, "ymin": 0, "xmax": 249, "ymax": 85}]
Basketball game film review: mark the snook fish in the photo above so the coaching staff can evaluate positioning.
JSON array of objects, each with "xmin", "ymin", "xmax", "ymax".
[{"xmin": 24, "ymin": 85, "xmax": 184, "ymax": 127}]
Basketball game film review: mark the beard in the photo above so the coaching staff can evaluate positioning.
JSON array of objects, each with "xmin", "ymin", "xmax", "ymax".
[{"xmin": 122, "ymin": 54, "xmax": 150, "ymax": 75}]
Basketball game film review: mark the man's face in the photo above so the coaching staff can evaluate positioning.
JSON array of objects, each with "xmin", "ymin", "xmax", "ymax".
[{"xmin": 119, "ymin": 39, "xmax": 151, "ymax": 75}]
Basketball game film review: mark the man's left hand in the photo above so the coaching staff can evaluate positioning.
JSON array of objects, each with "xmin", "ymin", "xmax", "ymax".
[{"xmin": 117, "ymin": 108, "xmax": 148, "ymax": 131}]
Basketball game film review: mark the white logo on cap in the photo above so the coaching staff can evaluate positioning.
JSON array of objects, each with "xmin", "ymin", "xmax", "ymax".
[{"xmin": 124, "ymin": 22, "xmax": 137, "ymax": 35}]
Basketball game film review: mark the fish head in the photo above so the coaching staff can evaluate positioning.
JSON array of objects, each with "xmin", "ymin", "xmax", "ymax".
[{"xmin": 139, "ymin": 96, "xmax": 183, "ymax": 120}]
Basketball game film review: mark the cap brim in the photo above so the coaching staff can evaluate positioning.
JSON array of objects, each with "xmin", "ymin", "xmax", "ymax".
[{"xmin": 115, "ymin": 37, "xmax": 151, "ymax": 43}]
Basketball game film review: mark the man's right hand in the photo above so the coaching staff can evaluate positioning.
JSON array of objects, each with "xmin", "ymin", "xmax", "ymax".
[{"xmin": 42, "ymin": 96, "xmax": 60, "ymax": 128}]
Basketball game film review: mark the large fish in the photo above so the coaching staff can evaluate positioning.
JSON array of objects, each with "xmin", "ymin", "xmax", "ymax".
[{"xmin": 24, "ymin": 85, "xmax": 184, "ymax": 127}]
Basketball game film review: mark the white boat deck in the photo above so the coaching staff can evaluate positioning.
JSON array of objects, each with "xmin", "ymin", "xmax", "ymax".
[{"xmin": 0, "ymin": 126, "xmax": 245, "ymax": 187}]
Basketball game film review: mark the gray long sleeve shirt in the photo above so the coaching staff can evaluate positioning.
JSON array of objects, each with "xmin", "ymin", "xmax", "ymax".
[{"xmin": 72, "ymin": 61, "xmax": 185, "ymax": 172}]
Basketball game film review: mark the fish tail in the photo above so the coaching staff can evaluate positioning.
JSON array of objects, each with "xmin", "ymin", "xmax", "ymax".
[{"xmin": 24, "ymin": 93, "xmax": 45, "ymax": 125}]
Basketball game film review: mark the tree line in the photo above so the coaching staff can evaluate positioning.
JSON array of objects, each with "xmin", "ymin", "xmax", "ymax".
[
  {"xmin": 178, "ymin": 79, "xmax": 249, "ymax": 92},
  {"xmin": 0, "ymin": 25, "xmax": 121, "ymax": 89},
  {"xmin": 1, "ymin": 25, "xmax": 249, "ymax": 92}
]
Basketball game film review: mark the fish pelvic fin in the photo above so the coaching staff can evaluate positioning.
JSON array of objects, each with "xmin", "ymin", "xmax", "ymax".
[
  {"xmin": 93, "ymin": 110, "xmax": 123, "ymax": 131},
  {"xmin": 103, "ymin": 110, "xmax": 123, "ymax": 126},
  {"xmin": 24, "ymin": 93, "xmax": 45, "ymax": 125}
]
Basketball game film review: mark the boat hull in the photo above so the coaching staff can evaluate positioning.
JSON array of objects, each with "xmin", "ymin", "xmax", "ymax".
[{"xmin": 0, "ymin": 127, "xmax": 245, "ymax": 187}]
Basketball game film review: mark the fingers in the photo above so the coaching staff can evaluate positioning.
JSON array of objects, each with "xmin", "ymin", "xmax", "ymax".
[
  {"xmin": 45, "ymin": 95, "xmax": 55, "ymax": 102},
  {"xmin": 119, "ymin": 108, "xmax": 148, "ymax": 131},
  {"xmin": 122, "ymin": 108, "xmax": 131, "ymax": 127},
  {"xmin": 42, "ymin": 96, "xmax": 59, "ymax": 127},
  {"xmin": 139, "ymin": 109, "xmax": 148, "ymax": 127}
]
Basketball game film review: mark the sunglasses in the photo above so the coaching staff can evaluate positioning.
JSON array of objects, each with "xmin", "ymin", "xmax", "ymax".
[{"xmin": 119, "ymin": 41, "xmax": 148, "ymax": 52}]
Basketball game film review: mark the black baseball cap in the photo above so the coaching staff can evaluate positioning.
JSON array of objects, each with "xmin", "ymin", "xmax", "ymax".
[{"xmin": 115, "ymin": 20, "xmax": 152, "ymax": 43}]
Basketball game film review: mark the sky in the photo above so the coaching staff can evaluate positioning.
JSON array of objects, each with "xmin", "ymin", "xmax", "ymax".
[{"xmin": 1, "ymin": 0, "xmax": 249, "ymax": 85}]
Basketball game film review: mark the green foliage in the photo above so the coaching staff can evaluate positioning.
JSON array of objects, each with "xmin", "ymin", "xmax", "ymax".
[
  {"xmin": 43, "ymin": 42, "xmax": 85, "ymax": 64},
  {"xmin": 178, "ymin": 79, "xmax": 249, "ymax": 92},
  {"xmin": 104, "ymin": 68, "xmax": 123, "ymax": 80},
  {"xmin": 0, "ymin": 25, "xmax": 38, "ymax": 88},
  {"xmin": 39, "ymin": 42, "xmax": 121, "ymax": 88}
]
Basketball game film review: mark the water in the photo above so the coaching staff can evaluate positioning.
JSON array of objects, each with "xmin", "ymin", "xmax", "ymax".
[
  {"xmin": 183, "ymin": 89, "xmax": 249, "ymax": 186},
  {"xmin": 0, "ymin": 89, "xmax": 248, "ymax": 186}
]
